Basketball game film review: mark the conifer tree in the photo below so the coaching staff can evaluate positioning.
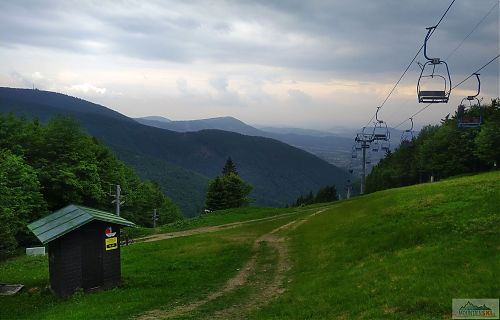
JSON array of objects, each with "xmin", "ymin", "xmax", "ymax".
[
  {"xmin": 223, "ymin": 173, "xmax": 252, "ymax": 208},
  {"xmin": 222, "ymin": 157, "xmax": 238, "ymax": 176},
  {"xmin": 205, "ymin": 177, "xmax": 228, "ymax": 211},
  {"xmin": 205, "ymin": 159, "xmax": 252, "ymax": 211}
]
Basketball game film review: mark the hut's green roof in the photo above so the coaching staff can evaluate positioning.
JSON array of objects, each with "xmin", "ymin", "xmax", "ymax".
[{"xmin": 28, "ymin": 204, "xmax": 136, "ymax": 244}]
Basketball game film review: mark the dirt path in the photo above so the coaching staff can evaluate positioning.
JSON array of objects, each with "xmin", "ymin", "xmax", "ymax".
[
  {"xmin": 135, "ymin": 210, "xmax": 302, "ymax": 243},
  {"xmin": 134, "ymin": 209, "xmax": 326, "ymax": 320}
]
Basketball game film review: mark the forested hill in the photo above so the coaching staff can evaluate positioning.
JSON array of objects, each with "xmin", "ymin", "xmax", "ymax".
[
  {"xmin": 136, "ymin": 115, "xmax": 355, "ymax": 168},
  {"xmin": 366, "ymin": 98, "xmax": 499, "ymax": 193},
  {"xmin": 0, "ymin": 114, "xmax": 183, "ymax": 259},
  {"xmin": 0, "ymin": 87, "xmax": 348, "ymax": 216}
]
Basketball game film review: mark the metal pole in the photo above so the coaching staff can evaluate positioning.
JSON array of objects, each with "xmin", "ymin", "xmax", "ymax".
[
  {"xmin": 153, "ymin": 209, "xmax": 157, "ymax": 228},
  {"xmin": 116, "ymin": 184, "xmax": 121, "ymax": 216},
  {"xmin": 361, "ymin": 144, "xmax": 366, "ymax": 194}
]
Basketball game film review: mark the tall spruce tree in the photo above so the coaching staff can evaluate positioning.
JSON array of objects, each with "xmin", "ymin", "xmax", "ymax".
[
  {"xmin": 205, "ymin": 159, "xmax": 252, "ymax": 211},
  {"xmin": 222, "ymin": 157, "xmax": 238, "ymax": 176},
  {"xmin": 223, "ymin": 174, "xmax": 252, "ymax": 208},
  {"xmin": 205, "ymin": 177, "xmax": 227, "ymax": 211}
]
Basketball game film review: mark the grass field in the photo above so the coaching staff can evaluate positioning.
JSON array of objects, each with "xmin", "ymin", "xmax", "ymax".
[
  {"xmin": 250, "ymin": 171, "xmax": 500, "ymax": 319},
  {"xmin": 1, "ymin": 172, "xmax": 498, "ymax": 319},
  {"xmin": 127, "ymin": 206, "xmax": 301, "ymax": 238}
]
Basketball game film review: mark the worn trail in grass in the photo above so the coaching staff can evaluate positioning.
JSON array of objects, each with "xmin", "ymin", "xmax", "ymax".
[
  {"xmin": 135, "ymin": 209, "xmax": 326, "ymax": 320},
  {"xmin": 136, "ymin": 210, "xmax": 300, "ymax": 244},
  {"xmin": 0, "ymin": 206, "xmax": 318, "ymax": 320},
  {"xmin": 2, "ymin": 173, "xmax": 497, "ymax": 320},
  {"xmin": 1, "ymin": 232, "xmax": 252, "ymax": 320},
  {"xmin": 250, "ymin": 172, "xmax": 500, "ymax": 319}
]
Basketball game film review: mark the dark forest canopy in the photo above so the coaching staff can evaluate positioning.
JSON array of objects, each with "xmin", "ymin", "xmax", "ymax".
[
  {"xmin": 0, "ymin": 114, "xmax": 182, "ymax": 259},
  {"xmin": 293, "ymin": 185, "xmax": 338, "ymax": 207},
  {"xmin": 366, "ymin": 99, "xmax": 500, "ymax": 193}
]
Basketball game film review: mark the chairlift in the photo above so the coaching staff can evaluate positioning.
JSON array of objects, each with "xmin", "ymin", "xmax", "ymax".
[
  {"xmin": 372, "ymin": 141, "xmax": 380, "ymax": 152},
  {"xmin": 365, "ymin": 150, "xmax": 372, "ymax": 164},
  {"xmin": 351, "ymin": 145, "xmax": 358, "ymax": 159},
  {"xmin": 372, "ymin": 107, "xmax": 390, "ymax": 141},
  {"xmin": 417, "ymin": 26, "xmax": 452, "ymax": 103},
  {"xmin": 457, "ymin": 73, "xmax": 483, "ymax": 128},
  {"xmin": 356, "ymin": 130, "xmax": 372, "ymax": 149},
  {"xmin": 358, "ymin": 128, "xmax": 374, "ymax": 143},
  {"xmin": 400, "ymin": 117, "xmax": 415, "ymax": 145},
  {"xmin": 381, "ymin": 141, "xmax": 390, "ymax": 152}
]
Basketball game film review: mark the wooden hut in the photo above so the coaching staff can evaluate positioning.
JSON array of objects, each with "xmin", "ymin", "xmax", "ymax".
[{"xmin": 28, "ymin": 204, "xmax": 136, "ymax": 297}]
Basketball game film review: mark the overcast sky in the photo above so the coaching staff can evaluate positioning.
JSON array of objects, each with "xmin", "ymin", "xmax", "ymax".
[{"xmin": 0, "ymin": 0, "xmax": 498, "ymax": 130}]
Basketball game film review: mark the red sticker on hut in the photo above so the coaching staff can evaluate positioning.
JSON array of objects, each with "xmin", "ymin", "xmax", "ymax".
[{"xmin": 105, "ymin": 227, "xmax": 116, "ymax": 238}]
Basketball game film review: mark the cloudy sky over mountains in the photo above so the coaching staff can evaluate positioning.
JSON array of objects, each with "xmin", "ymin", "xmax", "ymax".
[{"xmin": 0, "ymin": 0, "xmax": 498, "ymax": 129}]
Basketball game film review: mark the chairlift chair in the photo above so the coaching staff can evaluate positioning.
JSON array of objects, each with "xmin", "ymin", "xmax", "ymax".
[
  {"xmin": 351, "ymin": 145, "xmax": 358, "ymax": 159},
  {"xmin": 381, "ymin": 141, "xmax": 390, "ymax": 152},
  {"xmin": 417, "ymin": 26, "xmax": 452, "ymax": 103},
  {"xmin": 358, "ymin": 128, "xmax": 374, "ymax": 144},
  {"xmin": 457, "ymin": 73, "xmax": 483, "ymax": 128},
  {"xmin": 372, "ymin": 107, "xmax": 390, "ymax": 141},
  {"xmin": 400, "ymin": 118, "xmax": 415, "ymax": 145},
  {"xmin": 372, "ymin": 141, "xmax": 380, "ymax": 152}
]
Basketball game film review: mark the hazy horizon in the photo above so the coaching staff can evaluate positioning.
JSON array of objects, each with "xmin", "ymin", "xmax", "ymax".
[{"xmin": 1, "ymin": 0, "xmax": 498, "ymax": 130}]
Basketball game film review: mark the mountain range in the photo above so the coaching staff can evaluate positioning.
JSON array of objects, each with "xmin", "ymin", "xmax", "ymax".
[
  {"xmin": 135, "ymin": 115, "xmax": 406, "ymax": 172},
  {"xmin": 0, "ymin": 87, "xmax": 348, "ymax": 216},
  {"xmin": 135, "ymin": 116, "xmax": 356, "ymax": 169}
]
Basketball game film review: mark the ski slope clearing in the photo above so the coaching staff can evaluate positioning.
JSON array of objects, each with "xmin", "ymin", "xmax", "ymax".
[{"xmin": 0, "ymin": 172, "xmax": 498, "ymax": 319}]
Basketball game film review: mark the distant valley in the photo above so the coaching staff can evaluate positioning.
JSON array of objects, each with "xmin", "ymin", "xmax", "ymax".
[
  {"xmin": 135, "ymin": 115, "xmax": 405, "ymax": 173},
  {"xmin": 135, "ymin": 116, "xmax": 356, "ymax": 169},
  {"xmin": 0, "ymin": 87, "xmax": 348, "ymax": 217}
]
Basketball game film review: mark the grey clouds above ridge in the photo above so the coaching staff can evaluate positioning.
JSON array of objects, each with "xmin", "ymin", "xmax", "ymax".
[{"xmin": 0, "ymin": 0, "xmax": 498, "ymax": 129}]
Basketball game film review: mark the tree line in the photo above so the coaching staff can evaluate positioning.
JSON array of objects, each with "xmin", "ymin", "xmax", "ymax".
[
  {"xmin": 293, "ymin": 185, "xmax": 338, "ymax": 207},
  {"xmin": 366, "ymin": 99, "xmax": 499, "ymax": 193},
  {"xmin": 0, "ymin": 114, "xmax": 182, "ymax": 259}
]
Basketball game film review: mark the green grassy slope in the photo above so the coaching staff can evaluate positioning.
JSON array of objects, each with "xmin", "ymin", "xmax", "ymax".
[
  {"xmin": 0, "ymin": 208, "xmax": 313, "ymax": 320},
  {"xmin": 251, "ymin": 171, "xmax": 499, "ymax": 319},
  {"xmin": 0, "ymin": 172, "xmax": 498, "ymax": 319},
  {"xmin": 129, "ymin": 206, "xmax": 316, "ymax": 238}
]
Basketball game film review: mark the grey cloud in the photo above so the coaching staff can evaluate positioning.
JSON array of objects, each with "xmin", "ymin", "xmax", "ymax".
[
  {"xmin": 288, "ymin": 89, "xmax": 312, "ymax": 105},
  {"xmin": 1, "ymin": 0, "xmax": 497, "ymax": 78},
  {"xmin": 210, "ymin": 77, "xmax": 229, "ymax": 93},
  {"xmin": 176, "ymin": 78, "xmax": 188, "ymax": 93}
]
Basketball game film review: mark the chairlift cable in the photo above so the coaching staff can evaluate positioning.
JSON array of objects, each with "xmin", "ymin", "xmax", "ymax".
[
  {"xmin": 387, "ymin": 1, "xmax": 499, "ymax": 124},
  {"xmin": 444, "ymin": 1, "xmax": 499, "ymax": 62},
  {"xmin": 452, "ymin": 54, "xmax": 500, "ymax": 89},
  {"xmin": 363, "ymin": 0, "xmax": 457, "ymax": 128},
  {"xmin": 393, "ymin": 53, "xmax": 500, "ymax": 129}
]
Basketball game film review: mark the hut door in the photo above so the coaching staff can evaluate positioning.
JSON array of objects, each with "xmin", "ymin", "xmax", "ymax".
[{"xmin": 82, "ymin": 228, "xmax": 103, "ymax": 289}]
